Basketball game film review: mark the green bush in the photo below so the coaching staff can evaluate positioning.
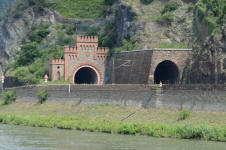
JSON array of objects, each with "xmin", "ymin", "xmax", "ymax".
[
  {"xmin": 99, "ymin": 21, "xmax": 117, "ymax": 48},
  {"xmin": 140, "ymin": 0, "xmax": 154, "ymax": 5},
  {"xmin": 157, "ymin": 12, "xmax": 174, "ymax": 23},
  {"xmin": 178, "ymin": 109, "xmax": 191, "ymax": 121},
  {"xmin": 104, "ymin": 0, "xmax": 116, "ymax": 5},
  {"xmin": 16, "ymin": 42, "xmax": 41, "ymax": 66},
  {"xmin": 9, "ymin": 67, "xmax": 39, "ymax": 84},
  {"xmin": 161, "ymin": 1, "xmax": 179, "ymax": 14},
  {"xmin": 37, "ymin": 88, "xmax": 48, "ymax": 104},
  {"xmin": 196, "ymin": 0, "xmax": 225, "ymax": 34},
  {"xmin": 87, "ymin": 27, "xmax": 98, "ymax": 36},
  {"xmin": 1, "ymin": 90, "xmax": 16, "ymax": 105},
  {"xmin": 114, "ymin": 36, "xmax": 140, "ymax": 52},
  {"xmin": 29, "ymin": 26, "xmax": 50, "ymax": 43}
]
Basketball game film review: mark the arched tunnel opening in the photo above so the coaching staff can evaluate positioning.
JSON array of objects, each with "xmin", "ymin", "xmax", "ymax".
[
  {"xmin": 74, "ymin": 67, "xmax": 98, "ymax": 84},
  {"xmin": 154, "ymin": 60, "xmax": 179, "ymax": 84}
]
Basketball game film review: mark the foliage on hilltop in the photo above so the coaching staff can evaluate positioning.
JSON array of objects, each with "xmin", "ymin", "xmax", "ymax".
[{"xmin": 196, "ymin": 0, "xmax": 226, "ymax": 34}]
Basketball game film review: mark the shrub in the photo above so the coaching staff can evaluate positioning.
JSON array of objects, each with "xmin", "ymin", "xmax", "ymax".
[
  {"xmin": 87, "ymin": 27, "xmax": 98, "ymax": 36},
  {"xmin": 37, "ymin": 88, "xmax": 48, "ymax": 104},
  {"xmin": 29, "ymin": 28, "xmax": 50, "ymax": 43},
  {"xmin": 16, "ymin": 42, "xmax": 41, "ymax": 66},
  {"xmin": 140, "ymin": 0, "xmax": 154, "ymax": 5},
  {"xmin": 104, "ymin": 0, "xmax": 116, "ymax": 5},
  {"xmin": 99, "ymin": 21, "xmax": 117, "ymax": 48},
  {"xmin": 8, "ymin": 67, "xmax": 39, "ymax": 84},
  {"xmin": 178, "ymin": 109, "xmax": 190, "ymax": 121},
  {"xmin": 161, "ymin": 1, "xmax": 179, "ymax": 14},
  {"xmin": 157, "ymin": 12, "xmax": 174, "ymax": 23},
  {"xmin": 1, "ymin": 90, "xmax": 16, "ymax": 105}
]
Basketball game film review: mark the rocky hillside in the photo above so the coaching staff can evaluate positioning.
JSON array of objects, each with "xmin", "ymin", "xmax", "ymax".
[
  {"xmin": 0, "ymin": 0, "xmax": 15, "ymax": 19},
  {"xmin": 0, "ymin": 0, "xmax": 225, "ymax": 84}
]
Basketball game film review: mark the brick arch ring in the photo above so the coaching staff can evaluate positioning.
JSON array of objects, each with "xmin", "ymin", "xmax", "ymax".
[{"xmin": 70, "ymin": 62, "xmax": 103, "ymax": 85}]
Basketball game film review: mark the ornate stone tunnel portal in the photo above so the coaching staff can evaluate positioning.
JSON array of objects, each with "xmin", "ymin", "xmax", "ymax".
[
  {"xmin": 154, "ymin": 60, "xmax": 179, "ymax": 84},
  {"xmin": 74, "ymin": 67, "xmax": 98, "ymax": 84}
]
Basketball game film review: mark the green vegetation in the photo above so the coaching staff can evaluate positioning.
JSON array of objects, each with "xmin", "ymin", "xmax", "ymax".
[
  {"xmin": 99, "ymin": 21, "xmax": 117, "ymax": 48},
  {"xmin": 140, "ymin": 0, "xmax": 154, "ymax": 5},
  {"xmin": 114, "ymin": 36, "xmax": 141, "ymax": 52},
  {"xmin": 156, "ymin": 42, "xmax": 188, "ymax": 49},
  {"xmin": 16, "ymin": 42, "xmax": 41, "ymax": 66},
  {"xmin": 29, "ymin": 25, "xmax": 50, "ymax": 43},
  {"xmin": 178, "ymin": 109, "xmax": 191, "ymax": 121},
  {"xmin": 156, "ymin": 1, "xmax": 179, "ymax": 23},
  {"xmin": 49, "ymin": 0, "xmax": 110, "ymax": 19},
  {"xmin": 161, "ymin": 1, "xmax": 179, "ymax": 14},
  {"xmin": 9, "ymin": 24, "xmax": 67, "ymax": 84},
  {"xmin": 104, "ymin": 0, "xmax": 117, "ymax": 5},
  {"xmin": 37, "ymin": 88, "xmax": 48, "ymax": 104},
  {"xmin": 156, "ymin": 12, "xmax": 174, "ymax": 23},
  {"xmin": 196, "ymin": 0, "xmax": 226, "ymax": 34},
  {"xmin": 0, "ymin": 90, "xmax": 16, "ymax": 105},
  {"xmin": 0, "ymin": 102, "xmax": 226, "ymax": 142}
]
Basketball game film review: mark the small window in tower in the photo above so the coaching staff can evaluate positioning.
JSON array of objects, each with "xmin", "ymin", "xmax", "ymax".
[{"xmin": 57, "ymin": 66, "xmax": 60, "ymax": 69}]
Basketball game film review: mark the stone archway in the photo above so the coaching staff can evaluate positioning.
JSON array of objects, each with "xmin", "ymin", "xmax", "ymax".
[
  {"xmin": 74, "ymin": 67, "xmax": 98, "ymax": 84},
  {"xmin": 71, "ymin": 63, "xmax": 102, "ymax": 85},
  {"xmin": 154, "ymin": 60, "xmax": 179, "ymax": 84}
]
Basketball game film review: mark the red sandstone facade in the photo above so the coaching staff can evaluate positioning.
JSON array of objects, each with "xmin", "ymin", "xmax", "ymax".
[{"xmin": 50, "ymin": 36, "xmax": 109, "ymax": 85}]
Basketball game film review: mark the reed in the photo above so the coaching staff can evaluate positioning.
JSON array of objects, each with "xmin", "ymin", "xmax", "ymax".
[{"xmin": 0, "ymin": 113, "xmax": 225, "ymax": 142}]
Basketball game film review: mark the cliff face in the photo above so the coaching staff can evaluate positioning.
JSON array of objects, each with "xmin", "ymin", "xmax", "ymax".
[
  {"xmin": 0, "ymin": 0, "xmax": 136, "ymax": 74},
  {"xmin": 0, "ymin": 0, "xmax": 15, "ymax": 18},
  {"xmin": 0, "ymin": 6, "xmax": 56, "ymax": 73}
]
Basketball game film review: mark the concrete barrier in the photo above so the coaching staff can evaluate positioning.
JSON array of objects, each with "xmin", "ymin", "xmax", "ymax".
[{"xmin": 1, "ymin": 84, "xmax": 226, "ymax": 112}]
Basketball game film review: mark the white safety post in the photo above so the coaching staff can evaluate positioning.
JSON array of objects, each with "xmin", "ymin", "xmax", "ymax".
[
  {"xmin": 44, "ymin": 74, "xmax": 48, "ymax": 83},
  {"xmin": 1, "ymin": 75, "xmax": 4, "ymax": 92},
  {"xmin": 69, "ymin": 84, "xmax": 71, "ymax": 97}
]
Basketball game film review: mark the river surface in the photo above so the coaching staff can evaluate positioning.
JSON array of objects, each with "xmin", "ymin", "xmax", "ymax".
[{"xmin": 0, "ymin": 124, "xmax": 226, "ymax": 150}]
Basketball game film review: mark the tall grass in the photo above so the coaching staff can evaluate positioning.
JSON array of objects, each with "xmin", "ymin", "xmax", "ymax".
[{"xmin": 0, "ymin": 113, "xmax": 225, "ymax": 142}]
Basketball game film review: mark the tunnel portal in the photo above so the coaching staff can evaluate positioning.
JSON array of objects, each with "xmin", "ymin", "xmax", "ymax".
[
  {"xmin": 74, "ymin": 67, "xmax": 98, "ymax": 84},
  {"xmin": 154, "ymin": 60, "xmax": 179, "ymax": 84}
]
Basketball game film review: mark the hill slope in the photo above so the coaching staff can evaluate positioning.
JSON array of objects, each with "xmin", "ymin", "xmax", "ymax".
[{"xmin": 0, "ymin": 0, "xmax": 225, "ymax": 84}]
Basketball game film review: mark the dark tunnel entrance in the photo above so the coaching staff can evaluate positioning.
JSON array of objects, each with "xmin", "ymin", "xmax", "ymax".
[
  {"xmin": 74, "ymin": 67, "xmax": 98, "ymax": 84},
  {"xmin": 154, "ymin": 60, "xmax": 179, "ymax": 84}
]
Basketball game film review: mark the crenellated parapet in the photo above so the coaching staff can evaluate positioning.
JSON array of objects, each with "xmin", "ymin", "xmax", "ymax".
[
  {"xmin": 64, "ymin": 46, "xmax": 79, "ymax": 53},
  {"xmin": 50, "ymin": 59, "xmax": 65, "ymax": 65},
  {"xmin": 95, "ymin": 47, "xmax": 109, "ymax": 60},
  {"xmin": 76, "ymin": 35, "xmax": 98, "ymax": 43},
  {"xmin": 50, "ymin": 35, "xmax": 109, "ymax": 83}
]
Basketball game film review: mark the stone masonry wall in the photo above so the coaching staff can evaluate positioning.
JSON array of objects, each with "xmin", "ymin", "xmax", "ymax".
[
  {"xmin": 2, "ymin": 84, "xmax": 226, "ymax": 112},
  {"xmin": 113, "ymin": 50, "xmax": 153, "ymax": 84},
  {"xmin": 112, "ymin": 49, "xmax": 192, "ymax": 84}
]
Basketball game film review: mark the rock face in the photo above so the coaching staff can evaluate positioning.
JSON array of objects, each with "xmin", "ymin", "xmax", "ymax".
[
  {"xmin": 115, "ymin": 1, "xmax": 137, "ymax": 46},
  {"xmin": 187, "ymin": 28, "xmax": 226, "ymax": 83},
  {"xmin": 0, "ymin": 2, "xmax": 105, "ymax": 74},
  {"xmin": 0, "ymin": 6, "xmax": 57, "ymax": 73}
]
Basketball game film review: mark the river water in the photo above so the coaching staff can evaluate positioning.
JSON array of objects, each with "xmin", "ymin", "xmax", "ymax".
[{"xmin": 0, "ymin": 124, "xmax": 226, "ymax": 150}]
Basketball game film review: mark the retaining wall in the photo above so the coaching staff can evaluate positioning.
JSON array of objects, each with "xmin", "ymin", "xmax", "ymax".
[{"xmin": 1, "ymin": 84, "xmax": 226, "ymax": 112}]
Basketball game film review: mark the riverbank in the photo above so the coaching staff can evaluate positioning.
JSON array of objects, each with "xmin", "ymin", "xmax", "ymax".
[{"xmin": 0, "ymin": 101, "xmax": 226, "ymax": 142}]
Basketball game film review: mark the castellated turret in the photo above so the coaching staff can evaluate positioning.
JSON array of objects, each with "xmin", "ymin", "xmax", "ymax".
[{"xmin": 50, "ymin": 35, "xmax": 109, "ymax": 84}]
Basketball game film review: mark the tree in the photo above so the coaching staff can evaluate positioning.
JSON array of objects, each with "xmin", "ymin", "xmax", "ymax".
[{"xmin": 16, "ymin": 42, "xmax": 41, "ymax": 66}]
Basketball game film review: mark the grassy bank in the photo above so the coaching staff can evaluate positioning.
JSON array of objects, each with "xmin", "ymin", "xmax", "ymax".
[{"xmin": 0, "ymin": 101, "xmax": 226, "ymax": 142}]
